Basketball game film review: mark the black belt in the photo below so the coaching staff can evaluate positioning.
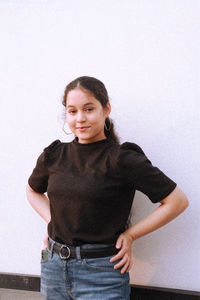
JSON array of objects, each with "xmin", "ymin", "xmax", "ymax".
[{"xmin": 48, "ymin": 241, "xmax": 118, "ymax": 260}]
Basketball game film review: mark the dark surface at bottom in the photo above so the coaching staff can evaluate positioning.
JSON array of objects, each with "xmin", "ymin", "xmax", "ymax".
[{"xmin": 0, "ymin": 273, "xmax": 199, "ymax": 299}]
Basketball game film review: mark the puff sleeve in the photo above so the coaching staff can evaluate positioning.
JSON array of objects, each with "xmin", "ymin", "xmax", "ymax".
[
  {"xmin": 28, "ymin": 139, "xmax": 61, "ymax": 193},
  {"xmin": 120, "ymin": 142, "xmax": 177, "ymax": 203}
]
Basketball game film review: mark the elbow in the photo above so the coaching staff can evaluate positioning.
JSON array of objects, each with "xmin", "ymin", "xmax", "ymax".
[
  {"xmin": 181, "ymin": 195, "xmax": 189, "ymax": 211},
  {"xmin": 179, "ymin": 186, "xmax": 189, "ymax": 211},
  {"xmin": 161, "ymin": 186, "xmax": 189, "ymax": 215},
  {"xmin": 176, "ymin": 190, "xmax": 189, "ymax": 215},
  {"xmin": 172, "ymin": 195, "xmax": 189, "ymax": 218}
]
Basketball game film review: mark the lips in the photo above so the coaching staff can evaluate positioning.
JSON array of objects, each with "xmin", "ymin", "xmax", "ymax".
[
  {"xmin": 76, "ymin": 126, "xmax": 90, "ymax": 129},
  {"xmin": 76, "ymin": 126, "xmax": 90, "ymax": 131}
]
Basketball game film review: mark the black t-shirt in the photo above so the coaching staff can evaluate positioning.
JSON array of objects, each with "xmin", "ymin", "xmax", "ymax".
[{"xmin": 28, "ymin": 137, "xmax": 177, "ymax": 246}]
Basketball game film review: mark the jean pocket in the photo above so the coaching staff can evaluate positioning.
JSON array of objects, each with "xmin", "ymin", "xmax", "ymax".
[
  {"xmin": 40, "ymin": 248, "xmax": 51, "ymax": 263},
  {"xmin": 82, "ymin": 254, "xmax": 119, "ymax": 272}
]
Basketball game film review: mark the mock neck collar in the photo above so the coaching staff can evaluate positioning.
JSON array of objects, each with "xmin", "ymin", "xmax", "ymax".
[{"xmin": 72, "ymin": 136, "xmax": 112, "ymax": 146}]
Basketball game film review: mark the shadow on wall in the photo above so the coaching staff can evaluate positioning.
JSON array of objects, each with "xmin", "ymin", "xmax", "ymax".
[{"xmin": 129, "ymin": 191, "xmax": 189, "ymax": 287}]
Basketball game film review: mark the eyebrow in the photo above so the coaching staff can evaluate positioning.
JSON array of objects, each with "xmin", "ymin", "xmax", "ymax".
[{"xmin": 67, "ymin": 102, "xmax": 95, "ymax": 108}]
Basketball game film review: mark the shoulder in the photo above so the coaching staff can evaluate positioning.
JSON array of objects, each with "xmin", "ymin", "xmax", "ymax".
[
  {"xmin": 43, "ymin": 139, "xmax": 62, "ymax": 153},
  {"xmin": 120, "ymin": 142, "xmax": 145, "ymax": 155},
  {"xmin": 117, "ymin": 142, "xmax": 155, "ymax": 183},
  {"xmin": 43, "ymin": 139, "xmax": 62, "ymax": 161},
  {"xmin": 119, "ymin": 141, "xmax": 149, "ymax": 170}
]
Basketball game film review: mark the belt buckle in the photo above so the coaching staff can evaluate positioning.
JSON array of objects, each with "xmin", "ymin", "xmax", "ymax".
[{"xmin": 59, "ymin": 245, "xmax": 71, "ymax": 259}]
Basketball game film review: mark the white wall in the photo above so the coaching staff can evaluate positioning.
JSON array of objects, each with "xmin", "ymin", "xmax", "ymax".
[{"xmin": 0, "ymin": 0, "xmax": 199, "ymax": 292}]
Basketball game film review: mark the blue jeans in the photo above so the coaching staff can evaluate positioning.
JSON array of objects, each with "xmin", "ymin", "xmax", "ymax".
[{"xmin": 40, "ymin": 238, "xmax": 130, "ymax": 300}]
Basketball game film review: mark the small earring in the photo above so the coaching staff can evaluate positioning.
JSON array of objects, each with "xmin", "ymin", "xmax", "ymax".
[
  {"xmin": 62, "ymin": 122, "xmax": 73, "ymax": 135},
  {"xmin": 104, "ymin": 118, "xmax": 112, "ymax": 131}
]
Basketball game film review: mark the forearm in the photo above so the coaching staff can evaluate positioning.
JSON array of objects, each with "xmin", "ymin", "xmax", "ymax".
[
  {"xmin": 26, "ymin": 184, "xmax": 51, "ymax": 224},
  {"xmin": 126, "ymin": 186, "xmax": 189, "ymax": 241},
  {"xmin": 126, "ymin": 203, "xmax": 177, "ymax": 241}
]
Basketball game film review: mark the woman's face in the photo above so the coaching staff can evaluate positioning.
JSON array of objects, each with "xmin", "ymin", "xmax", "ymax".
[{"xmin": 65, "ymin": 88, "xmax": 111, "ymax": 144}]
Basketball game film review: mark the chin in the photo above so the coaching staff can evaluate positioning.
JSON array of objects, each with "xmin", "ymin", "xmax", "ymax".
[{"xmin": 77, "ymin": 135, "xmax": 91, "ymax": 141}]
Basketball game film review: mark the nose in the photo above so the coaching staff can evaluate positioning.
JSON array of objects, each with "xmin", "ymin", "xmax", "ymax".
[{"xmin": 76, "ymin": 111, "xmax": 86, "ymax": 122}]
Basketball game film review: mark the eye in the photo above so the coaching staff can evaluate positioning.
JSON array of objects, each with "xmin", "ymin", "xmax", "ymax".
[
  {"xmin": 68, "ymin": 110, "xmax": 76, "ymax": 114},
  {"xmin": 86, "ymin": 107, "xmax": 94, "ymax": 112}
]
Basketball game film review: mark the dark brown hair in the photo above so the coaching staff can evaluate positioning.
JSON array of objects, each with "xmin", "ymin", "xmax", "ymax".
[{"xmin": 62, "ymin": 76, "xmax": 120, "ymax": 144}]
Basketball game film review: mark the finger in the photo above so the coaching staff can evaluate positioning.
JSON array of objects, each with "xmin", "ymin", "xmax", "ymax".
[
  {"xmin": 110, "ymin": 248, "xmax": 126, "ymax": 262},
  {"xmin": 126, "ymin": 257, "xmax": 134, "ymax": 273},
  {"xmin": 126, "ymin": 264, "xmax": 132, "ymax": 273},
  {"xmin": 121, "ymin": 260, "xmax": 130, "ymax": 274},
  {"xmin": 114, "ymin": 254, "xmax": 129, "ymax": 270},
  {"xmin": 116, "ymin": 235, "xmax": 123, "ymax": 249},
  {"xmin": 126, "ymin": 261, "xmax": 133, "ymax": 272}
]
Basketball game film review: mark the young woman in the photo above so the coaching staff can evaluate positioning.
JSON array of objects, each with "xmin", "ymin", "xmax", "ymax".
[{"xmin": 26, "ymin": 76, "xmax": 189, "ymax": 300}]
